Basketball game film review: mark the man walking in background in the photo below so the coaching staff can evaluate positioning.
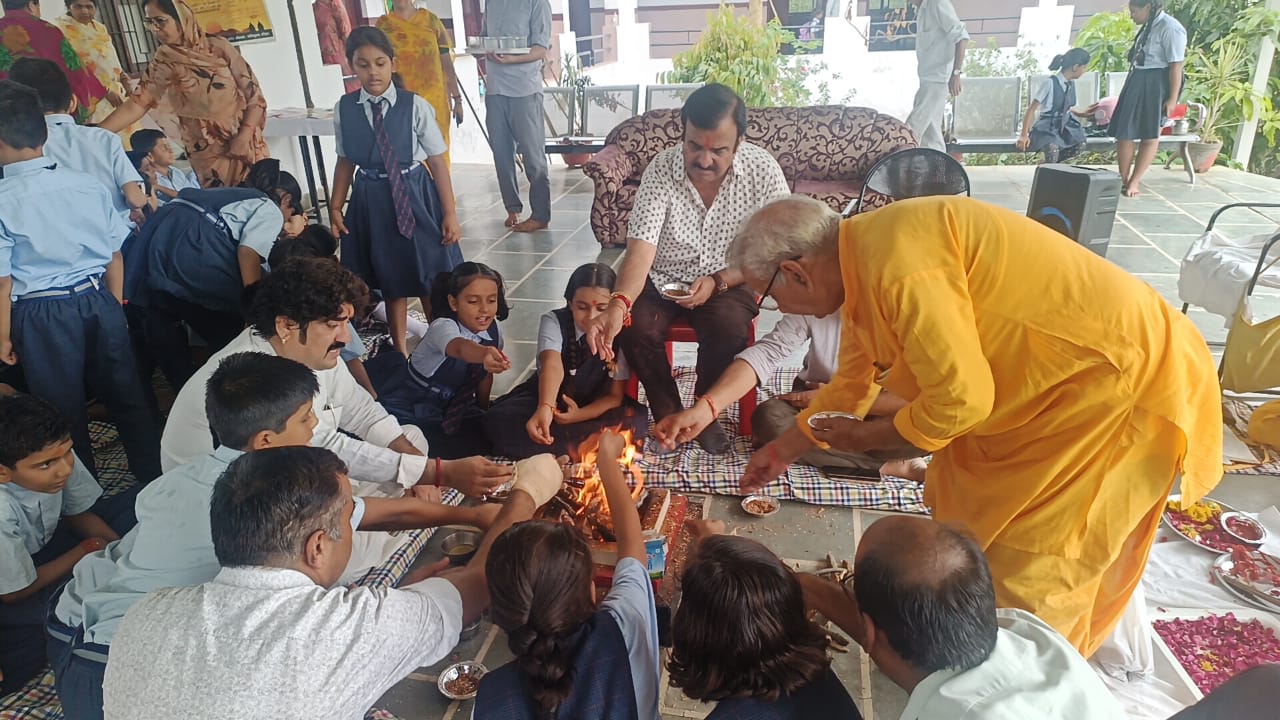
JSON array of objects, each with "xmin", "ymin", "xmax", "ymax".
[{"xmin": 906, "ymin": 0, "xmax": 969, "ymax": 151}]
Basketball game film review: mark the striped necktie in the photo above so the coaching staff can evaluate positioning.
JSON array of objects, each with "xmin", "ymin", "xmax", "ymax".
[{"xmin": 370, "ymin": 98, "xmax": 416, "ymax": 238}]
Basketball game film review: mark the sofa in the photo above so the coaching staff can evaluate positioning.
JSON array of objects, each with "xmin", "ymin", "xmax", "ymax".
[{"xmin": 582, "ymin": 105, "xmax": 917, "ymax": 246}]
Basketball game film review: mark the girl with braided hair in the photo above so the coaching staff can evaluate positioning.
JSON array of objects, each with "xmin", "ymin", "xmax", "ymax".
[
  {"xmin": 476, "ymin": 431, "xmax": 660, "ymax": 719},
  {"xmin": 1109, "ymin": 0, "xmax": 1187, "ymax": 197},
  {"xmin": 484, "ymin": 263, "xmax": 649, "ymax": 460}
]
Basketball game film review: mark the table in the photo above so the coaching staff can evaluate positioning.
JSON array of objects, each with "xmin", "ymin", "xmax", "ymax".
[{"xmin": 264, "ymin": 107, "xmax": 335, "ymax": 218}]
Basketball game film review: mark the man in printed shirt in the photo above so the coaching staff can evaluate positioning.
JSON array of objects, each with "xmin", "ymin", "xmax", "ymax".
[
  {"xmin": 586, "ymin": 83, "xmax": 790, "ymax": 453},
  {"xmin": 906, "ymin": 0, "xmax": 969, "ymax": 151}
]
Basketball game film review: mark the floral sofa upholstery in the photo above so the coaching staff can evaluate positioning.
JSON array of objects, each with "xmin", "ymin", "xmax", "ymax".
[{"xmin": 582, "ymin": 105, "xmax": 917, "ymax": 246}]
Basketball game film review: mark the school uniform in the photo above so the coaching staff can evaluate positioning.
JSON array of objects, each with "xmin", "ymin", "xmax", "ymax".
[
  {"xmin": 1028, "ymin": 73, "xmax": 1086, "ymax": 162},
  {"xmin": 484, "ymin": 307, "xmax": 649, "ymax": 459},
  {"xmin": 0, "ymin": 157, "xmax": 161, "ymax": 482},
  {"xmin": 334, "ymin": 85, "xmax": 462, "ymax": 299},
  {"xmin": 366, "ymin": 318, "xmax": 498, "ymax": 458},
  {"xmin": 41, "ymin": 114, "xmax": 143, "ymax": 221},
  {"xmin": 153, "ymin": 165, "xmax": 201, "ymax": 204},
  {"xmin": 48, "ymin": 447, "xmax": 367, "ymax": 720},
  {"xmin": 474, "ymin": 557, "xmax": 661, "ymax": 720},
  {"xmin": 0, "ymin": 458, "xmax": 137, "ymax": 696},
  {"xmin": 122, "ymin": 188, "xmax": 278, "ymax": 390},
  {"xmin": 706, "ymin": 667, "xmax": 861, "ymax": 719},
  {"xmin": 1110, "ymin": 10, "xmax": 1187, "ymax": 141}
]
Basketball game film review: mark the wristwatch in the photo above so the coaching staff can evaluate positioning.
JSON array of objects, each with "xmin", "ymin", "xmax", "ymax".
[
  {"xmin": 710, "ymin": 271, "xmax": 729, "ymax": 295},
  {"xmin": 952, "ymin": 69, "xmax": 962, "ymax": 77}
]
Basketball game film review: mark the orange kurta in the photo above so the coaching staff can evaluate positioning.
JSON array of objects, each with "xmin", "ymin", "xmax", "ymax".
[{"xmin": 798, "ymin": 196, "xmax": 1223, "ymax": 655}]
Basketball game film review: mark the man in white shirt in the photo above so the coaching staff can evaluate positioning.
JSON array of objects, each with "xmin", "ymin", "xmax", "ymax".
[
  {"xmin": 159, "ymin": 257, "xmax": 512, "ymax": 498},
  {"xmin": 102, "ymin": 445, "xmax": 558, "ymax": 720},
  {"xmin": 801, "ymin": 516, "xmax": 1124, "ymax": 719},
  {"xmin": 586, "ymin": 84, "xmax": 791, "ymax": 453},
  {"xmin": 905, "ymin": 0, "xmax": 969, "ymax": 151}
]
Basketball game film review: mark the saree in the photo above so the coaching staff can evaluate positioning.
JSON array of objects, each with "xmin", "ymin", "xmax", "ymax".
[
  {"xmin": 51, "ymin": 15, "xmax": 142, "ymax": 137},
  {"xmin": 131, "ymin": 0, "xmax": 267, "ymax": 187},
  {"xmin": 376, "ymin": 9, "xmax": 453, "ymax": 164},
  {"xmin": 0, "ymin": 10, "xmax": 105, "ymax": 124}
]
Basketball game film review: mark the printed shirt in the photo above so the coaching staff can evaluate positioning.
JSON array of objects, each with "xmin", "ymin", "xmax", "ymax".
[
  {"xmin": 332, "ymin": 84, "xmax": 447, "ymax": 163},
  {"xmin": 915, "ymin": 0, "xmax": 970, "ymax": 83},
  {"xmin": 479, "ymin": 0, "xmax": 552, "ymax": 98},
  {"xmin": 0, "ymin": 457, "xmax": 101, "ymax": 595},
  {"xmin": 627, "ymin": 143, "xmax": 791, "ymax": 289}
]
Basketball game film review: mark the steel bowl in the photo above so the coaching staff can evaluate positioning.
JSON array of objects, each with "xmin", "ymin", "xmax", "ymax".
[
  {"xmin": 438, "ymin": 661, "xmax": 487, "ymax": 700},
  {"xmin": 1221, "ymin": 511, "xmax": 1268, "ymax": 546},
  {"xmin": 497, "ymin": 36, "xmax": 524, "ymax": 49},
  {"xmin": 466, "ymin": 35, "xmax": 482, "ymax": 49},
  {"xmin": 806, "ymin": 410, "xmax": 861, "ymax": 429},
  {"xmin": 659, "ymin": 281, "xmax": 693, "ymax": 301},
  {"xmin": 440, "ymin": 528, "xmax": 482, "ymax": 565},
  {"xmin": 741, "ymin": 494, "xmax": 780, "ymax": 518},
  {"xmin": 480, "ymin": 36, "xmax": 502, "ymax": 50}
]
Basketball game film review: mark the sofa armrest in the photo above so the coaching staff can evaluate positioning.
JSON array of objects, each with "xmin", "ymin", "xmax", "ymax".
[{"xmin": 582, "ymin": 145, "xmax": 635, "ymax": 193}]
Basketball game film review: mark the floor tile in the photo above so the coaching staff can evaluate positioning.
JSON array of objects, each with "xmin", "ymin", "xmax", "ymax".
[
  {"xmin": 477, "ymin": 252, "xmax": 545, "ymax": 282},
  {"xmin": 509, "ymin": 267, "xmax": 580, "ymax": 301},
  {"xmin": 1122, "ymin": 212, "xmax": 1206, "ymax": 236},
  {"xmin": 1105, "ymin": 245, "xmax": 1179, "ymax": 273},
  {"xmin": 1141, "ymin": 233, "xmax": 1198, "ymax": 258}
]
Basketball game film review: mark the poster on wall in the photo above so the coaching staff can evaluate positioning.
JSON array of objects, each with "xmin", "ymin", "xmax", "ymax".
[
  {"xmin": 188, "ymin": 0, "xmax": 275, "ymax": 44},
  {"xmin": 867, "ymin": 0, "xmax": 916, "ymax": 52}
]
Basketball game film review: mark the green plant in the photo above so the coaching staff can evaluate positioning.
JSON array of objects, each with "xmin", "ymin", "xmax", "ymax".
[
  {"xmin": 1185, "ymin": 37, "xmax": 1265, "ymax": 145},
  {"xmin": 961, "ymin": 38, "xmax": 1040, "ymax": 79},
  {"xmin": 1076, "ymin": 11, "xmax": 1137, "ymax": 76}
]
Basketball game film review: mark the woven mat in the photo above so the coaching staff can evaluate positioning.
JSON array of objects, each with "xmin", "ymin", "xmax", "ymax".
[
  {"xmin": 1223, "ymin": 398, "xmax": 1280, "ymax": 475},
  {"xmin": 0, "ymin": 423, "xmax": 437, "ymax": 720},
  {"xmin": 635, "ymin": 366, "xmax": 928, "ymax": 514}
]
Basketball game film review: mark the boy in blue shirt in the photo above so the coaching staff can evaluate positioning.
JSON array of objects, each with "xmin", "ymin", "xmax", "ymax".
[
  {"xmin": 49, "ymin": 351, "xmax": 498, "ymax": 718},
  {"xmin": 0, "ymin": 80, "xmax": 161, "ymax": 483},
  {"xmin": 8, "ymin": 58, "xmax": 146, "ymax": 222},
  {"xmin": 0, "ymin": 394, "xmax": 139, "ymax": 695},
  {"xmin": 128, "ymin": 129, "xmax": 200, "ymax": 206}
]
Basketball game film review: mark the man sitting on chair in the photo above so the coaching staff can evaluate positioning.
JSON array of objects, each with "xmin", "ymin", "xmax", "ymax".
[{"xmin": 585, "ymin": 83, "xmax": 790, "ymax": 453}]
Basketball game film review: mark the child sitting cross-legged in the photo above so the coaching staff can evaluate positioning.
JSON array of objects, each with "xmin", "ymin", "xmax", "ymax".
[
  {"xmin": 0, "ymin": 394, "xmax": 139, "ymax": 695},
  {"xmin": 474, "ymin": 430, "xmax": 661, "ymax": 720},
  {"xmin": 48, "ymin": 351, "xmax": 498, "ymax": 719}
]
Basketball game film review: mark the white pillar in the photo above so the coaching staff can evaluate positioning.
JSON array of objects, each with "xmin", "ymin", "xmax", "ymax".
[{"xmin": 1231, "ymin": 0, "xmax": 1280, "ymax": 167}]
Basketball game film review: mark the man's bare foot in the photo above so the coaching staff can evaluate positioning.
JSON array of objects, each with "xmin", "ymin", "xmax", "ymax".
[
  {"xmin": 504, "ymin": 212, "xmax": 519, "ymax": 227},
  {"xmin": 685, "ymin": 518, "xmax": 726, "ymax": 539},
  {"xmin": 511, "ymin": 218, "xmax": 549, "ymax": 233},
  {"xmin": 880, "ymin": 458, "xmax": 927, "ymax": 483},
  {"xmin": 1123, "ymin": 183, "xmax": 1140, "ymax": 198}
]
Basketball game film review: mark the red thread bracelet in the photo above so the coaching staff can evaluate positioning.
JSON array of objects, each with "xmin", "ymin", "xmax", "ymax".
[
  {"xmin": 609, "ymin": 293, "xmax": 633, "ymax": 327},
  {"xmin": 433, "ymin": 456, "xmax": 443, "ymax": 487},
  {"xmin": 701, "ymin": 395, "xmax": 719, "ymax": 418}
]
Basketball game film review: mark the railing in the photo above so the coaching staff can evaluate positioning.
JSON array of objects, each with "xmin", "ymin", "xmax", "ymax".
[
  {"xmin": 100, "ymin": 0, "xmax": 157, "ymax": 75},
  {"xmin": 575, "ymin": 33, "xmax": 605, "ymax": 67}
]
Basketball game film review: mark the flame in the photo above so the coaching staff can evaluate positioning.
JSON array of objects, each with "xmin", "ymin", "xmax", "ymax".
[{"xmin": 571, "ymin": 429, "xmax": 645, "ymax": 532}]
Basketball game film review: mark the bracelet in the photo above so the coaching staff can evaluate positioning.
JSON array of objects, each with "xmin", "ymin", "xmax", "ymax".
[
  {"xmin": 609, "ymin": 293, "xmax": 633, "ymax": 327},
  {"xmin": 539, "ymin": 401, "xmax": 555, "ymax": 412},
  {"xmin": 433, "ymin": 456, "xmax": 443, "ymax": 487},
  {"xmin": 700, "ymin": 395, "xmax": 718, "ymax": 418}
]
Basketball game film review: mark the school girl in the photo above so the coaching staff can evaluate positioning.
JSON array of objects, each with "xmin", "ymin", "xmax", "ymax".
[{"xmin": 1016, "ymin": 48, "xmax": 1092, "ymax": 163}]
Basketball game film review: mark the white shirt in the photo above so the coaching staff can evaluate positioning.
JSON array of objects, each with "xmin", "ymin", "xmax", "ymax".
[
  {"xmin": 900, "ymin": 609, "xmax": 1125, "ymax": 720},
  {"xmin": 0, "ymin": 457, "xmax": 101, "ymax": 595},
  {"xmin": 159, "ymin": 329, "xmax": 427, "ymax": 488},
  {"xmin": 1031, "ymin": 73, "xmax": 1070, "ymax": 110},
  {"xmin": 332, "ymin": 84, "xmax": 447, "ymax": 163},
  {"xmin": 536, "ymin": 310, "xmax": 631, "ymax": 379},
  {"xmin": 103, "ymin": 566, "xmax": 463, "ymax": 720},
  {"xmin": 627, "ymin": 143, "xmax": 790, "ymax": 289},
  {"xmin": 736, "ymin": 313, "xmax": 840, "ymax": 387},
  {"xmin": 915, "ymin": 0, "xmax": 969, "ymax": 83}
]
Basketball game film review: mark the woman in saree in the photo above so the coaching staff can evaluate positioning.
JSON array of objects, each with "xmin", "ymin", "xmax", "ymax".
[
  {"xmin": 0, "ymin": 0, "xmax": 105, "ymax": 123},
  {"xmin": 376, "ymin": 0, "xmax": 463, "ymax": 164},
  {"xmin": 98, "ymin": 0, "xmax": 267, "ymax": 187},
  {"xmin": 52, "ymin": 0, "xmax": 142, "ymax": 136}
]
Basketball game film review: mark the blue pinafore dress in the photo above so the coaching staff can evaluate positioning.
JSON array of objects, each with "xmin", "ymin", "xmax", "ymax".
[
  {"xmin": 1028, "ymin": 75, "xmax": 1086, "ymax": 161},
  {"xmin": 337, "ymin": 90, "xmax": 462, "ymax": 298}
]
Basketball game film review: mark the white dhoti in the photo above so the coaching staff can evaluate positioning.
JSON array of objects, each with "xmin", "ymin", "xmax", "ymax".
[{"xmin": 906, "ymin": 81, "xmax": 950, "ymax": 152}]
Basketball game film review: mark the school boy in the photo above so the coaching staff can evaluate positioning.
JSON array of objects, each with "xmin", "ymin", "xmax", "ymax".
[
  {"xmin": 8, "ymin": 58, "xmax": 145, "ymax": 220},
  {"xmin": 0, "ymin": 80, "xmax": 161, "ymax": 483},
  {"xmin": 49, "ymin": 351, "xmax": 497, "ymax": 720},
  {"xmin": 0, "ymin": 394, "xmax": 138, "ymax": 695}
]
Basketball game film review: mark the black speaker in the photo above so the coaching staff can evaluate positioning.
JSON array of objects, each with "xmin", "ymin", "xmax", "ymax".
[{"xmin": 1026, "ymin": 164, "xmax": 1122, "ymax": 257}]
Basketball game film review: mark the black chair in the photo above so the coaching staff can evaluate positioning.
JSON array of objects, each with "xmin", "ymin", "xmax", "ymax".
[{"xmin": 845, "ymin": 147, "xmax": 972, "ymax": 217}]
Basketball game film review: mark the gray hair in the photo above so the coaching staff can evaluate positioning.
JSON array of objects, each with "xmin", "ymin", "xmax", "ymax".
[{"xmin": 727, "ymin": 195, "xmax": 841, "ymax": 280}]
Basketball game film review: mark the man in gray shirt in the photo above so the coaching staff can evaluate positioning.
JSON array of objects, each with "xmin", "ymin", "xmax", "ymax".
[{"xmin": 482, "ymin": 0, "xmax": 553, "ymax": 232}]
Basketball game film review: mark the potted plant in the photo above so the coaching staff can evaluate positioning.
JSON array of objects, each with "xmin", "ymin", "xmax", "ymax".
[{"xmin": 1184, "ymin": 37, "xmax": 1263, "ymax": 172}]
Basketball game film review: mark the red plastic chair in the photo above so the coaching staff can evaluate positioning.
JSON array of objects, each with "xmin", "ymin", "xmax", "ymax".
[{"xmin": 625, "ymin": 317, "xmax": 757, "ymax": 436}]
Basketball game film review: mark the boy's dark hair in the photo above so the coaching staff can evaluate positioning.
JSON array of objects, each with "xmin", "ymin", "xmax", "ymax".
[
  {"xmin": 8, "ymin": 58, "xmax": 72, "ymax": 114},
  {"xmin": 429, "ymin": 262, "xmax": 510, "ymax": 322},
  {"xmin": 681, "ymin": 83, "xmax": 747, "ymax": 138},
  {"xmin": 0, "ymin": 395, "xmax": 73, "ymax": 468},
  {"xmin": 129, "ymin": 129, "xmax": 167, "ymax": 158},
  {"xmin": 345, "ymin": 25, "xmax": 396, "ymax": 65},
  {"xmin": 267, "ymin": 224, "xmax": 338, "ymax": 269},
  {"xmin": 205, "ymin": 352, "xmax": 319, "ymax": 451},
  {"xmin": 563, "ymin": 262, "xmax": 616, "ymax": 302},
  {"xmin": 2, "ymin": 0, "xmax": 33, "ymax": 12},
  {"xmin": 242, "ymin": 159, "xmax": 303, "ymax": 217},
  {"xmin": 210, "ymin": 447, "xmax": 348, "ymax": 568},
  {"xmin": 0, "ymin": 81, "xmax": 47, "ymax": 150},
  {"xmin": 853, "ymin": 524, "xmax": 998, "ymax": 674},
  {"xmin": 245, "ymin": 257, "xmax": 368, "ymax": 341},
  {"xmin": 669, "ymin": 535, "xmax": 831, "ymax": 702},
  {"xmin": 485, "ymin": 521, "xmax": 596, "ymax": 715}
]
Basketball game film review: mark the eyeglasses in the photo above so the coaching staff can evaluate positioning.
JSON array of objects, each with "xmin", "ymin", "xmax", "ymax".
[
  {"xmin": 143, "ymin": 15, "xmax": 171, "ymax": 27},
  {"xmin": 756, "ymin": 256, "xmax": 800, "ymax": 311}
]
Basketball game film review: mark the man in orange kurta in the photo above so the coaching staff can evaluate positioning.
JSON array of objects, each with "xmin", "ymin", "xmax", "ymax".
[{"xmin": 733, "ymin": 195, "xmax": 1223, "ymax": 657}]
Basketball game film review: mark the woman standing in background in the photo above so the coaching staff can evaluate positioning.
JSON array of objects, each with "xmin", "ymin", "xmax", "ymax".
[
  {"xmin": 377, "ymin": 0, "xmax": 463, "ymax": 165},
  {"xmin": 53, "ymin": 0, "xmax": 142, "ymax": 138}
]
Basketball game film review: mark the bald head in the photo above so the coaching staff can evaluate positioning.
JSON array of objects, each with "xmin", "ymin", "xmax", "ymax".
[{"xmin": 854, "ymin": 517, "xmax": 998, "ymax": 674}]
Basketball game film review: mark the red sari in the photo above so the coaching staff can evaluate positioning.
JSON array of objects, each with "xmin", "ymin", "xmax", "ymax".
[{"xmin": 0, "ymin": 10, "xmax": 105, "ymax": 123}]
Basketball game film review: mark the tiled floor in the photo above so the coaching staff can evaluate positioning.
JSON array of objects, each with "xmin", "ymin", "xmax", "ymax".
[{"xmin": 377, "ymin": 161, "xmax": 1280, "ymax": 719}]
